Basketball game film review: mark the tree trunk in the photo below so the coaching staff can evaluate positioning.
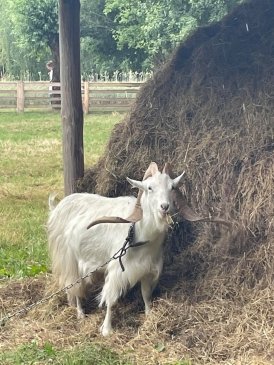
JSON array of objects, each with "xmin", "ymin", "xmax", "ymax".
[
  {"xmin": 51, "ymin": 39, "xmax": 60, "ymax": 82},
  {"xmin": 59, "ymin": 0, "xmax": 84, "ymax": 196}
]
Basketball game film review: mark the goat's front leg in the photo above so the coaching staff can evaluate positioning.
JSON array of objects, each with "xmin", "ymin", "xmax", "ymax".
[
  {"xmin": 100, "ymin": 304, "xmax": 113, "ymax": 336},
  {"xmin": 99, "ymin": 286, "xmax": 116, "ymax": 335},
  {"xmin": 141, "ymin": 274, "xmax": 158, "ymax": 315},
  {"xmin": 99, "ymin": 266, "xmax": 126, "ymax": 336}
]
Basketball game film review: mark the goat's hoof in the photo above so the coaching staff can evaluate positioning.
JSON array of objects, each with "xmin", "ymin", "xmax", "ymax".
[
  {"xmin": 145, "ymin": 307, "xmax": 152, "ymax": 316},
  {"xmin": 100, "ymin": 324, "xmax": 113, "ymax": 336},
  {"xmin": 77, "ymin": 311, "xmax": 86, "ymax": 320}
]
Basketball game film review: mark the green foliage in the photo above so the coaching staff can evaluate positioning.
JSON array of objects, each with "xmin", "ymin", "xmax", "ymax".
[
  {"xmin": 8, "ymin": 0, "xmax": 58, "ymax": 53},
  {"xmin": 105, "ymin": 0, "xmax": 196, "ymax": 67},
  {"xmin": 80, "ymin": 0, "xmax": 147, "ymax": 75},
  {"xmin": 15, "ymin": 0, "xmax": 58, "ymax": 51},
  {"xmin": 80, "ymin": 0, "xmax": 120, "ymax": 74},
  {"xmin": 0, "ymin": 0, "xmax": 55, "ymax": 80},
  {"xmin": 104, "ymin": 0, "xmax": 243, "ymax": 68},
  {"xmin": 14, "ymin": 0, "xmax": 59, "ymax": 80},
  {"xmin": 188, "ymin": 0, "xmax": 242, "ymax": 23},
  {"xmin": 0, "ymin": 0, "xmax": 245, "ymax": 78}
]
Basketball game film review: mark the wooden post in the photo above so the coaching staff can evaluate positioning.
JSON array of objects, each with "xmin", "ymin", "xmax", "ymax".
[
  {"xmin": 83, "ymin": 81, "xmax": 89, "ymax": 114},
  {"xmin": 16, "ymin": 81, "xmax": 24, "ymax": 112},
  {"xmin": 59, "ymin": 0, "xmax": 84, "ymax": 196}
]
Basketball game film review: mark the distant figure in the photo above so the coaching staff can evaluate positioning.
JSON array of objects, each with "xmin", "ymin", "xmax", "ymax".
[
  {"xmin": 46, "ymin": 60, "xmax": 60, "ymax": 109},
  {"xmin": 46, "ymin": 61, "xmax": 54, "ymax": 82}
]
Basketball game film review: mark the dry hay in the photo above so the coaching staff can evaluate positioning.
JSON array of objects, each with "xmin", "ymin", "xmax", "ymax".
[
  {"xmin": 77, "ymin": 0, "xmax": 274, "ymax": 362},
  {"xmin": 1, "ymin": 0, "xmax": 274, "ymax": 364}
]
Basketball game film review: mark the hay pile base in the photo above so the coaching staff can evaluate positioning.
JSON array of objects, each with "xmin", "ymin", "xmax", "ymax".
[
  {"xmin": 1, "ymin": 273, "xmax": 274, "ymax": 364},
  {"xmin": 1, "ymin": 0, "xmax": 274, "ymax": 364},
  {"xmin": 77, "ymin": 0, "xmax": 274, "ymax": 362}
]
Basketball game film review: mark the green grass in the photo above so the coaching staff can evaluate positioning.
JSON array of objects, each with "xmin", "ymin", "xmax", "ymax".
[
  {"xmin": 0, "ymin": 111, "xmax": 122, "ymax": 278},
  {"xmin": 0, "ymin": 340, "xmax": 191, "ymax": 365},
  {"xmin": 0, "ymin": 340, "xmax": 131, "ymax": 365}
]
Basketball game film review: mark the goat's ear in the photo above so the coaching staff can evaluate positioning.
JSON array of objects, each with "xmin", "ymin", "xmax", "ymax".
[
  {"xmin": 126, "ymin": 177, "xmax": 146, "ymax": 191},
  {"xmin": 172, "ymin": 171, "xmax": 185, "ymax": 188}
]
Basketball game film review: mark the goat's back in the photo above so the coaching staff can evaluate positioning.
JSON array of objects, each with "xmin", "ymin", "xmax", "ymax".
[
  {"xmin": 47, "ymin": 193, "xmax": 136, "ymax": 290},
  {"xmin": 49, "ymin": 193, "xmax": 136, "ymax": 219}
]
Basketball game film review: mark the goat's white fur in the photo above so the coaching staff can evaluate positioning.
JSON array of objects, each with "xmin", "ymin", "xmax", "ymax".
[{"xmin": 47, "ymin": 170, "xmax": 184, "ymax": 336}]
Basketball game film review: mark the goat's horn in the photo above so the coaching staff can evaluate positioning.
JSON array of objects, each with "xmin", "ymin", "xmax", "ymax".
[
  {"xmin": 87, "ymin": 162, "xmax": 158, "ymax": 229},
  {"xmin": 87, "ymin": 216, "xmax": 130, "ymax": 229},
  {"xmin": 173, "ymin": 189, "xmax": 231, "ymax": 227}
]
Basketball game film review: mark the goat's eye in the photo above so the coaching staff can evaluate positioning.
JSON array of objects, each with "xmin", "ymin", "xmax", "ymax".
[
  {"xmin": 171, "ymin": 185, "xmax": 175, "ymax": 190},
  {"xmin": 148, "ymin": 186, "xmax": 153, "ymax": 192}
]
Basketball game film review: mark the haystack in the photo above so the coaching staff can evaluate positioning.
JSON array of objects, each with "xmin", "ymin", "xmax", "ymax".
[{"xmin": 78, "ymin": 0, "xmax": 274, "ymax": 363}]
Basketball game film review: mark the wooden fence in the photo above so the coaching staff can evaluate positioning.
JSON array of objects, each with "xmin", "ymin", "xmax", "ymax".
[{"xmin": 0, "ymin": 81, "xmax": 143, "ymax": 113}]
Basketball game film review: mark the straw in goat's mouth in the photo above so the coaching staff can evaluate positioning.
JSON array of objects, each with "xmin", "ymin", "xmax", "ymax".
[{"xmin": 165, "ymin": 213, "xmax": 174, "ymax": 226}]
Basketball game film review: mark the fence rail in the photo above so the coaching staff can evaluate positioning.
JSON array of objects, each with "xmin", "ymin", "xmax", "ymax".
[{"xmin": 0, "ymin": 81, "xmax": 144, "ymax": 113}]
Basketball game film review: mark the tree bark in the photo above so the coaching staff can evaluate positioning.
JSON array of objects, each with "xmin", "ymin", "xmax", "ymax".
[
  {"xmin": 50, "ymin": 38, "xmax": 60, "ymax": 82},
  {"xmin": 59, "ymin": 0, "xmax": 84, "ymax": 196}
]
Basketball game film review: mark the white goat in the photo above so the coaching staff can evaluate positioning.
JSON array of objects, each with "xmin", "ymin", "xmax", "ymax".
[{"xmin": 47, "ymin": 162, "xmax": 185, "ymax": 335}]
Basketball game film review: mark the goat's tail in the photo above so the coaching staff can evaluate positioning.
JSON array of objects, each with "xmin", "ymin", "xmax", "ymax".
[{"xmin": 48, "ymin": 193, "xmax": 59, "ymax": 211}]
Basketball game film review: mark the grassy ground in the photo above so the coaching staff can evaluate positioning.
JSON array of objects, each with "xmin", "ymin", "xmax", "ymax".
[
  {"xmin": 0, "ymin": 111, "xmax": 120, "ymax": 278},
  {"xmin": 0, "ymin": 111, "xmax": 191, "ymax": 365},
  {"xmin": 0, "ymin": 111, "xmax": 127, "ymax": 364},
  {"xmin": 0, "ymin": 340, "xmax": 130, "ymax": 365}
]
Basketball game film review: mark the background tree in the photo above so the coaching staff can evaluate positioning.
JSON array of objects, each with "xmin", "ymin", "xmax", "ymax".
[
  {"xmin": 15, "ymin": 0, "xmax": 59, "ymax": 81},
  {"xmin": 80, "ymin": 0, "xmax": 147, "ymax": 77},
  {"xmin": 0, "ymin": 0, "xmax": 244, "ymax": 80},
  {"xmin": 0, "ymin": 0, "xmax": 58, "ymax": 80},
  {"xmin": 104, "ymin": 0, "xmax": 243, "ymax": 69},
  {"xmin": 0, "ymin": 0, "xmax": 37, "ymax": 79}
]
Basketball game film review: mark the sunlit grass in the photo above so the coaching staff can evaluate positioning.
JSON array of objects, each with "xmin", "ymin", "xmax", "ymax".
[
  {"xmin": 0, "ymin": 340, "xmax": 131, "ymax": 365},
  {"xmin": 0, "ymin": 111, "xmax": 123, "ymax": 277}
]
